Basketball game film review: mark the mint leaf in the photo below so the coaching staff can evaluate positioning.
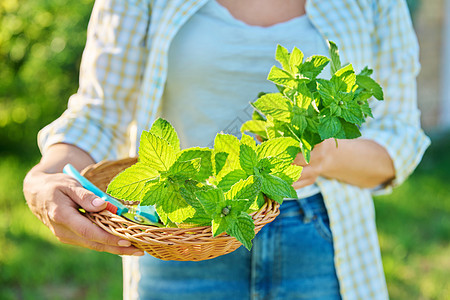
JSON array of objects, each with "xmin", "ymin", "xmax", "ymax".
[
  {"xmin": 296, "ymin": 82, "xmax": 313, "ymax": 109},
  {"xmin": 224, "ymin": 198, "xmax": 253, "ymax": 216},
  {"xmin": 256, "ymin": 137, "xmax": 300, "ymax": 162},
  {"xmin": 227, "ymin": 212, "xmax": 255, "ymax": 250},
  {"xmin": 275, "ymin": 44, "xmax": 291, "ymax": 72},
  {"xmin": 213, "ymin": 151, "xmax": 229, "ymax": 176},
  {"xmin": 252, "ymin": 109, "xmax": 266, "ymax": 121},
  {"xmin": 289, "ymin": 47, "xmax": 304, "ymax": 72},
  {"xmin": 248, "ymin": 192, "xmax": 266, "ymax": 211},
  {"xmin": 177, "ymin": 147, "xmax": 213, "ymax": 181},
  {"xmin": 106, "ymin": 162, "xmax": 159, "ymax": 202},
  {"xmin": 140, "ymin": 180, "xmax": 165, "ymax": 206},
  {"xmin": 340, "ymin": 101, "xmax": 364, "ymax": 125},
  {"xmin": 328, "ymin": 40, "xmax": 341, "ymax": 74},
  {"xmin": 139, "ymin": 131, "xmax": 177, "ymax": 172},
  {"xmin": 299, "ymin": 135, "xmax": 313, "ymax": 163},
  {"xmin": 179, "ymin": 181, "xmax": 207, "ymax": 210},
  {"xmin": 195, "ymin": 188, "xmax": 225, "ymax": 217},
  {"xmin": 142, "ymin": 180, "xmax": 195, "ymax": 223},
  {"xmin": 316, "ymin": 79, "xmax": 336, "ymax": 106},
  {"xmin": 355, "ymin": 93, "xmax": 374, "ymax": 118},
  {"xmin": 166, "ymin": 158, "xmax": 201, "ymax": 180},
  {"xmin": 255, "ymin": 157, "xmax": 274, "ymax": 175},
  {"xmin": 267, "ymin": 66, "xmax": 296, "ymax": 87},
  {"xmin": 217, "ymin": 169, "xmax": 248, "ymax": 192},
  {"xmin": 298, "ymin": 55, "xmax": 330, "ymax": 80},
  {"xmin": 240, "ymin": 134, "xmax": 257, "ymax": 150},
  {"xmin": 318, "ymin": 116, "xmax": 342, "ymax": 140},
  {"xmin": 210, "ymin": 199, "xmax": 251, "ymax": 237},
  {"xmin": 212, "ymin": 214, "xmax": 233, "ymax": 237},
  {"xmin": 292, "ymin": 112, "xmax": 307, "ymax": 135},
  {"xmin": 225, "ymin": 176, "xmax": 261, "ymax": 203},
  {"xmin": 149, "ymin": 118, "xmax": 181, "ymax": 152},
  {"xmin": 273, "ymin": 164, "xmax": 303, "ymax": 185},
  {"xmin": 182, "ymin": 214, "xmax": 212, "ymax": 227},
  {"xmin": 332, "ymin": 64, "xmax": 356, "ymax": 93},
  {"xmin": 253, "ymin": 93, "xmax": 292, "ymax": 123},
  {"xmin": 239, "ymin": 144, "xmax": 258, "ymax": 175},
  {"xmin": 358, "ymin": 66, "xmax": 373, "ymax": 77},
  {"xmin": 214, "ymin": 134, "xmax": 240, "ymax": 168},
  {"xmin": 356, "ymin": 75, "xmax": 384, "ymax": 100},
  {"xmin": 241, "ymin": 120, "xmax": 268, "ymax": 139},
  {"xmin": 340, "ymin": 120, "xmax": 361, "ymax": 139},
  {"xmin": 261, "ymin": 173, "xmax": 296, "ymax": 203},
  {"xmin": 180, "ymin": 182, "xmax": 213, "ymax": 226}
]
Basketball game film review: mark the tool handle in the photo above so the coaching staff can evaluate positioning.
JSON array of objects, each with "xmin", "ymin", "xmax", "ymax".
[{"xmin": 63, "ymin": 164, "xmax": 128, "ymax": 216}]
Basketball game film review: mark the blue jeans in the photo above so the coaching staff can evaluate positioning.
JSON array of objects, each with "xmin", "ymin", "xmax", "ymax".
[{"xmin": 138, "ymin": 193, "xmax": 341, "ymax": 300}]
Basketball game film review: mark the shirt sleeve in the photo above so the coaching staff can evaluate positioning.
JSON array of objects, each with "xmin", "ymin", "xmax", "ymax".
[
  {"xmin": 38, "ymin": 0, "xmax": 151, "ymax": 162},
  {"xmin": 361, "ymin": 0, "xmax": 431, "ymax": 194}
]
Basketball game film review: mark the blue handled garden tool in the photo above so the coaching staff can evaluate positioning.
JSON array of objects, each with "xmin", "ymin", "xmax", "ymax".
[{"xmin": 63, "ymin": 164, "xmax": 162, "ymax": 227}]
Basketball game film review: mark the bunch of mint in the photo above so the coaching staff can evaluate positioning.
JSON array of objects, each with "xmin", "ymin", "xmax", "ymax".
[
  {"xmin": 241, "ymin": 41, "xmax": 384, "ymax": 162},
  {"xmin": 107, "ymin": 118, "xmax": 302, "ymax": 250}
]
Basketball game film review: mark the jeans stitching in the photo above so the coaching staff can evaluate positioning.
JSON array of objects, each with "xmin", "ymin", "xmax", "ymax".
[{"xmin": 312, "ymin": 214, "xmax": 333, "ymax": 243}]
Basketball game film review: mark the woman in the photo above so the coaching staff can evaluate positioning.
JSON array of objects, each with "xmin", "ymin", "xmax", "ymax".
[{"xmin": 23, "ymin": 0, "xmax": 430, "ymax": 299}]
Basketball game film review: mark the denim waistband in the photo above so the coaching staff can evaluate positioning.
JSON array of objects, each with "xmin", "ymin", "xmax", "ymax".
[{"xmin": 279, "ymin": 193, "xmax": 326, "ymax": 222}]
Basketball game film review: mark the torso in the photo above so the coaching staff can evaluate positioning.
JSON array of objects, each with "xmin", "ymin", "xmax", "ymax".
[{"xmin": 216, "ymin": 0, "xmax": 306, "ymax": 27}]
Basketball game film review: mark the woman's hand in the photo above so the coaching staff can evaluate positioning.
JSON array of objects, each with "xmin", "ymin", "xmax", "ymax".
[
  {"xmin": 292, "ymin": 139, "xmax": 336, "ymax": 189},
  {"xmin": 23, "ymin": 144, "xmax": 144, "ymax": 256},
  {"xmin": 291, "ymin": 138, "xmax": 395, "ymax": 189}
]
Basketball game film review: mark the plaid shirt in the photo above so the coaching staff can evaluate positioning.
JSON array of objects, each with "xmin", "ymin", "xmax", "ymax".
[{"xmin": 38, "ymin": 0, "xmax": 431, "ymax": 299}]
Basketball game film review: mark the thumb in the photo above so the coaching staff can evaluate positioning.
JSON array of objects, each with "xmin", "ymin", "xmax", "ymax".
[{"xmin": 63, "ymin": 185, "xmax": 108, "ymax": 212}]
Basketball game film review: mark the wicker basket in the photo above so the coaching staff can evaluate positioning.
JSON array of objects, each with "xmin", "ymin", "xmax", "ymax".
[{"xmin": 81, "ymin": 158, "xmax": 280, "ymax": 261}]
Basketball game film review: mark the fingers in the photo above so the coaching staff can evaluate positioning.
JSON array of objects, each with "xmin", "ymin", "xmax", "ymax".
[
  {"xmin": 25, "ymin": 171, "xmax": 144, "ymax": 256},
  {"xmin": 293, "ymin": 152, "xmax": 307, "ymax": 166},
  {"xmin": 48, "ymin": 182, "xmax": 145, "ymax": 256},
  {"xmin": 49, "ymin": 204, "xmax": 144, "ymax": 256},
  {"xmin": 60, "ymin": 183, "xmax": 107, "ymax": 213},
  {"xmin": 292, "ymin": 166, "xmax": 318, "ymax": 189},
  {"xmin": 52, "ymin": 223, "xmax": 144, "ymax": 256}
]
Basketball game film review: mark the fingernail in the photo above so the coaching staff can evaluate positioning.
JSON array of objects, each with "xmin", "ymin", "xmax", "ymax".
[
  {"xmin": 118, "ymin": 240, "xmax": 131, "ymax": 247},
  {"xmin": 132, "ymin": 251, "xmax": 145, "ymax": 256},
  {"xmin": 92, "ymin": 197, "xmax": 106, "ymax": 207}
]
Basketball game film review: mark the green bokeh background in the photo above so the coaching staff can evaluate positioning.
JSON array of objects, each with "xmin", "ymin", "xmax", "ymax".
[{"xmin": 1, "ymin": 0, "xmax": 448, "ymax": 299}]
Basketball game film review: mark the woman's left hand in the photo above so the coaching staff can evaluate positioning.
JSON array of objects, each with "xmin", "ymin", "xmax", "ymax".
[{"xmin": 292, "ymin": 139, "xmax": 336, "ymax": 189}]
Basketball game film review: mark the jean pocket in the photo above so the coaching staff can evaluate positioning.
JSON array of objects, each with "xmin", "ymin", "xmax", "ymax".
[{"xmin": 312, "ymin": 211, "xmax": 333, "ymax": 243}]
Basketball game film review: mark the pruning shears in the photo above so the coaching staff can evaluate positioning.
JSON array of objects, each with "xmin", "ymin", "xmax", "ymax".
[{"xmin": 63, "ymin": 164, "xmax": 162, "ymax": 227}]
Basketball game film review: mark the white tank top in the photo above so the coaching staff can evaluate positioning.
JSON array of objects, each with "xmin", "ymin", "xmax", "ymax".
[{"xmin": 161, "ymin": 0, "xmax": 327, "ymax": 199}]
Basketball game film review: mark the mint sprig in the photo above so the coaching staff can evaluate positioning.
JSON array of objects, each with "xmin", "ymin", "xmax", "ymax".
[{"xmin": 241, "ymin": 42, "xmax": 384, "ymax": 163}]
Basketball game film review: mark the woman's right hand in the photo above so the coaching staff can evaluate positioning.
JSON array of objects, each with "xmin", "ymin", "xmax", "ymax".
[{"xmin": 23, "ymin": 144, "xmax": 145, "ymax": 256}]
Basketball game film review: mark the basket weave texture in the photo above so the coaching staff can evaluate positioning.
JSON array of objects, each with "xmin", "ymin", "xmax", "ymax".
[{"xmin": 81, "ymin": 158, "xmax": 280, "ymax": 261}]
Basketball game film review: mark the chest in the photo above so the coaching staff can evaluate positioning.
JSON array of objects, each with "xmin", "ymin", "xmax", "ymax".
[{"xmin": 215, "ymin": 0, "xmax": 306, "ymax": 27}]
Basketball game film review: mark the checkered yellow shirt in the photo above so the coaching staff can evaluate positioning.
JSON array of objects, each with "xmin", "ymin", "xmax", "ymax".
[{"xmin": 38, "ymin": 0, "xmax": 430, "ymax": 299}]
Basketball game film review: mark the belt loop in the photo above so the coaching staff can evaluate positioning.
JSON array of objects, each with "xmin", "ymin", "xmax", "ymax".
[{"xmin": 297, "ymin": 197, "xmax": 314, "ymax": 224}]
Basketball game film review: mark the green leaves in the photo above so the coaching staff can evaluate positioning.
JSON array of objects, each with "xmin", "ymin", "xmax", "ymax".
[
  {"xmin": 356, "ymin": 74, "xmax": 384, "ymax": 100},
  {"xmin": 139, "ymin": 132, "xmax": 177, "ymax": 171},
  {"xmin": 252, "ymin": 93, "xmax": 292, "ymax": 123},
  {"xmin": 195, "ymin": 176, "xmax": 259, "ymax": 249},
  {"xmin": 328, "ymin": 40, "xmax": 342, "ymax": 74},
  {"xmin": 239, "ymin": 144, "xmax": 258, "ymax": 175},
  {"xmin": 107, "ymin": 118, "xmax": 302, "ymax": 250},
  {"xmin": 149, "ymin": 118, "xmax": 181, "ymax": 152},
  {"xmin": 242, "ymin": 42, "xmax": 384, "ymax": 162},
  {"xmin": 108, "ymin": 118, "xmax": 214, "ymax": 224},
  {"xmin": 106, "ymin": 163, "xmax": 159, "ymax": 202}
]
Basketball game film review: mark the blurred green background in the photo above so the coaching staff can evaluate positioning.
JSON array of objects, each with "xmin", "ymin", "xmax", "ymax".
[{"xmin": 0, "ymin": 0, "xmax": 448, "ymax": 299}]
